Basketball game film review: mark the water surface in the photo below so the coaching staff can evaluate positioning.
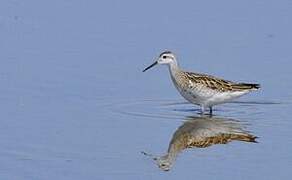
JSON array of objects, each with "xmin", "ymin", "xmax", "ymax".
[{"xmin": 0, "ymin": 0, "xmax": 292, "ymax": 179}]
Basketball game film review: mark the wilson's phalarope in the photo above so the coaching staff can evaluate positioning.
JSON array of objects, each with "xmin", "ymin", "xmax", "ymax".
[{"xmin": 143, "ymin": 51, "xmax": 260, "ymax": 114}]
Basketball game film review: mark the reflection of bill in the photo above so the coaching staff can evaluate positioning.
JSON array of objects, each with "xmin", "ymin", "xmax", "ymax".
[{"xmin": 142, "ymin": 116, "xmax": 257, "ymax": 171}]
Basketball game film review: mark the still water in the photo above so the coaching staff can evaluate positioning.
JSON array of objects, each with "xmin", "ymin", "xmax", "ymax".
[{"xmin": 1, "ymin": 0, "xmax": 292, "ymax": 180}]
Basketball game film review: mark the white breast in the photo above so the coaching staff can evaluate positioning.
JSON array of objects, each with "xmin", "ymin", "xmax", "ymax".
[
  {"xmin": 205, "ymin": 90, "xmax": 250, "ymax": 106},
  {"xmin": 178, "ymin": 81, "xmax": 216, "ymax": 105},
  {"xmin": 174, "ymin": 78, "xmax": 250, "ymax": 107}
]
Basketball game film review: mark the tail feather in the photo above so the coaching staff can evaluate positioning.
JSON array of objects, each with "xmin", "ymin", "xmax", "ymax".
[
  {"xmin": 232, "ymin": 134, "xmax": 258, "ymax": 143},
  {"xmin": 240, "ymin": 83, "xmax": 260, "ymax": 89},
  {"xmin": 232, "ymin": 83, "xmax": 260, "ymax": 90}
]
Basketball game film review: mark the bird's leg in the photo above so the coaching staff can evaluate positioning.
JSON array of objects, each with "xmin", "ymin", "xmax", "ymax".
[{"xmin": 209, "ymin": 107, "xmax": 213, "ymax": 115}]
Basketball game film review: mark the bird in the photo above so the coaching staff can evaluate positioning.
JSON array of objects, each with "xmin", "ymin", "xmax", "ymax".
[
  {"xmin": 142, "ymin": 116, "xmax": 257, "ymax": 171},
  {"xmin": 143, "ymin": 51, "xmax": 260, "ymax": 114}
]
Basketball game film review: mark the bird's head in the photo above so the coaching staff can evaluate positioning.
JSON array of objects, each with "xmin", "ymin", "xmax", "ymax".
[
  {"xmin": 155, "ymin": 155, "xmax": 173, "ymax": 171},
  {"xmin": 143, "ymin": 51, "xmax": 177, "ymax": 72}
]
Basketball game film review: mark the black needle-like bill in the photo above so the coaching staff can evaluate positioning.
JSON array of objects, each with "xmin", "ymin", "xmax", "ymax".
[{"xmin": 142, "ymin": 61, "xmax": 158, "ymax": 72}]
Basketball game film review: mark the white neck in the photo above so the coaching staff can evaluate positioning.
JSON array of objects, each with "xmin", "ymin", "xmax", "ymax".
[
  {"xmin": 168, "ymin": 60, "xmax": 180, "ymax": 77},
  {"xmin": 166, "ymin": 151, "xmax": 178, "ymax": 162}
]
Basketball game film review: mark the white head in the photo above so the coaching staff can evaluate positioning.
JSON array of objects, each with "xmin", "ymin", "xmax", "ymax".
[
  {"xmin": 141, "ymin": 151, "xmax": 174, "ymax": 171},
  {"xmin": 143, "ymin": 51, "xmax": 178, "ymax": 72}
]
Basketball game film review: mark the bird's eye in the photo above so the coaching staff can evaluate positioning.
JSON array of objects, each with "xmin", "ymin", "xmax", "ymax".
[{"xmin": 162, "ymin": 55, "xmax": 167, "ymax": 59}]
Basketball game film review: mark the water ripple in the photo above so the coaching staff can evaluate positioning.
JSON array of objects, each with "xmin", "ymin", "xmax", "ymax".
[{"xmin": 107, "ymin": 99, "xmax": 283, "ymax": 120}]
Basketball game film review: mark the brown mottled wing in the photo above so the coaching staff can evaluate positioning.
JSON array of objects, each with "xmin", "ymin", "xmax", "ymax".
[
  {"xmin": 182, "ymin": 119, "xmax": 257, "ymax": 148},
  {"xmin": 188, "ymin": 133, "xmax": 257, "ymax": 148},
  {"xmin": 185, "ymin": 72, "xmax": 260, "ymax": 92}
]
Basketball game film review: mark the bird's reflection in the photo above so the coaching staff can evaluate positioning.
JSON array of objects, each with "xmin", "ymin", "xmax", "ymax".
[{"xmin": 142, "ymin": 116, "xmax": 257, "ymax": 171}]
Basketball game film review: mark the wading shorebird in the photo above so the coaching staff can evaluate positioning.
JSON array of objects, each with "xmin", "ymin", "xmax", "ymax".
[
  {"xmin": 142, "ymin": 116, "xmax": 257, "ymax": 171},
  {"xmin": 143, "ymin": 51, "xmax": 260, "ymax": 114}
]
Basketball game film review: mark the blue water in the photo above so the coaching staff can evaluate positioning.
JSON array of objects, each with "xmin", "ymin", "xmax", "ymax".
[{"xmin": 1, "ymin": 0, "xmax": 292, "ymax": 179}]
